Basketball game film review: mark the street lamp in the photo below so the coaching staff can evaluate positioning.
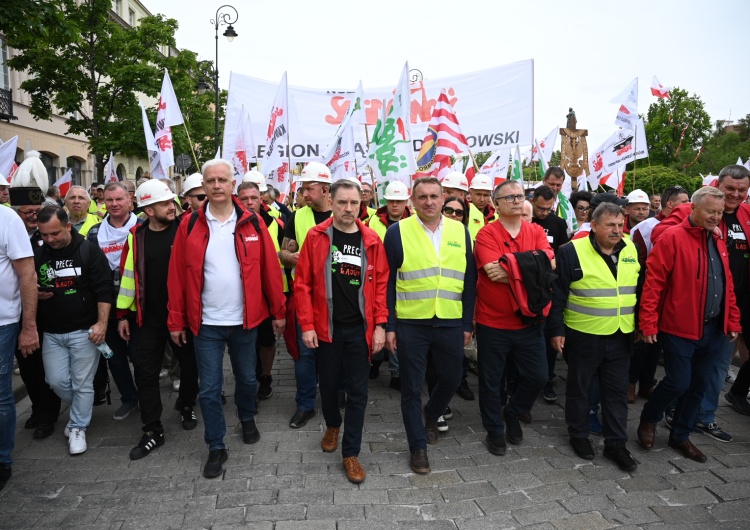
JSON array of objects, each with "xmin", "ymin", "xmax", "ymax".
[{"xmin": 209, "ymin": 5, "xmax": 238, "ymax": 153}]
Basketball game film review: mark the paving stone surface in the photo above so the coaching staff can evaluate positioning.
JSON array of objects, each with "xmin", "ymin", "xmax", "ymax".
[{"xmin": 3, "ymin": 342, "xmax": 750, "ymax": 528}]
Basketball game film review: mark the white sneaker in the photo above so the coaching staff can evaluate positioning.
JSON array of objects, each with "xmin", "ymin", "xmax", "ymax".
[
  {"xmin": 159, "ymin": 368, "xmax": 169, "ymax": 379},
  {"xmin": 172, "ymin": 379, "xmax": 181, "ymax": 392},
  {"xmin": 63, "ymin": 426, "xmax": 71, "ymax": 438},
  {"xmin": 436, "ymin": 415, "xmax": 449, "ymax": 432},
  {"xmin": 69, "ymin": 428, "xmax": 87, "ymax": 455},
  {"xmin": 726, "ymin": 367, "xmax": 737, "ymax": 384}
]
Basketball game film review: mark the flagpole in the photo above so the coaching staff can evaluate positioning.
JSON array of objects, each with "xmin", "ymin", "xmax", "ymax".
[
  {"xmin": 182, "ymin": 124, "xmax": 201, "ymax": 170},
  {"xmin": 285, "ymin": 78, "xmax": 293, "ymax": 190},
  {"xmin": 363, "ymin": 123, "xmax": 378, "ymax": 201},
  {"xmin": 632, "ymin": 122, "xmax": 637, "ymax": 190}
]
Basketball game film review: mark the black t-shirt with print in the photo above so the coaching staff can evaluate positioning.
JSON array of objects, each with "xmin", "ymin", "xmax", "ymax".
[
  {"xmin": 724, "ymin": 210, "xmax": 749, "ymax": 303},
  {"xmin": 330, "ymin": 227, "xmax": 363, "ymax": 326}
]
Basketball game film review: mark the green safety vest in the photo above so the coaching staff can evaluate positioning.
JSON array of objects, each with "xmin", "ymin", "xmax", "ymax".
[
  {"xmin": 395, "ymin": 216, "xmax": 466, "ymax": 320},
  {"xmin": 563, "ymin": 237, "xmax": 640, "ymax": 335},
  {"xmin": 77, "ymin": 214, "xmax": 101, "ymax": 237},
  {"xmin": 117, "ymin": 232, "xmax": 137, "ymax": 312},
  {"xmin": 367, "ymin": 215, "xmax": 388, "ymax": 241},
  {"xmin": 294, "ymin": 206, "xmax": 330, "ymax": 250},
  {"xmin": 268, "ymin": 220, "xmax": 289, "ymax": 293},
  {"xmin": 467, "ymin": 203, "xmax": 484, "ymax": 241}
]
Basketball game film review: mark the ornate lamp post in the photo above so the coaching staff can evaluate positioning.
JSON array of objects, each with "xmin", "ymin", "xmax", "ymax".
[{"xmin": 207, "ymin": 5, "xmax": 238, "ymax": 154}]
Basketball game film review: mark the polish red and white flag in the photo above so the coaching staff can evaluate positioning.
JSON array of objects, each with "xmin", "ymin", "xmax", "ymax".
[{"xmin": 650, "ymin": 76, "xmax": 671, "ymax": 99}]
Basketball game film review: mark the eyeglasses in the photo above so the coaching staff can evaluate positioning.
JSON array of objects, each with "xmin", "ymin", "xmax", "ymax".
[
  {"xmin": 535, "ymin": 205, "xmax": 554, "ymax": 213},
  {"xmin": 497, "ymin": 194, "xmax": 525, "ymax": 203},
  {"xmin": 575, "ymin": 206, "xmax": 591, "ymax": 212},
  {"xmin": 187, "ymin": 194, "xmax": 207, "ymax": 201},
  {"xmin": 361, "ymin": 189, "xmax": 373, "ymax": 195},
  {"xmin": 17, "ymin": 209, "xmax": 40, "ymax": 217},
  {"xmin": 443, "ymin": 206, "xmax": 464, "ymax": 217}
]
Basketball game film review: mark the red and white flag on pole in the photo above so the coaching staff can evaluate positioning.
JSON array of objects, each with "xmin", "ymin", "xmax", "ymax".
[
  {"xmin": 105, "ymin": 152, "xmax": 119, "ymax": 182},
  {"xmin": 0, "ymin": 135, "xmax": 19, "ymax": 181},
  {"xmin": 141, "ymin": 102, "xmax": 168, "ymax": 180},
  {"xmin": 53, "ymin": 168, "xmax": 73, "ymax": 197},
  {"xmin": 480, "ymin": 148, "xmax": 511, "ymax": 187},
  {"xmin": 268, "ymin": 162, "xmax": 290, "ymax": 203},
  {"xmin": 232, "ymin": 108, "xmax": 256, "ymax": 189},
  {"xmin": 414, "ymin": 89, "xmax": 470, "ymax": 181},
  {"xmin": 611, "ymin": 77, "xmax": 639, "ymax": 129},
  {"xmin": 154, "ymin": 69, "xmax": 184, "ymax": 170},
  {"xmin": 261, "ymin": 72, "xmax": 290, "ymax": 177},
  {"xmin": 587, "ymin": 119, "xmax": 648, "ymax": 189},
  {"xmin": 650, "ymin": 76, "xmax": 671, "ymax": 99}
]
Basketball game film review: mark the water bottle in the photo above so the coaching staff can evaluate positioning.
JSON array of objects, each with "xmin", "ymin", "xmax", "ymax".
[{"xmin": 89, "ymin": 328, "xmax": 113, "ymax": 359}]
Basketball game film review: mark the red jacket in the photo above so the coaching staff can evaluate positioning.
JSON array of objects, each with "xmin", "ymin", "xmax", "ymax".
[
  {"xmin": 640, "ymin": 216, "xmax": 741, "ymax": 340},
  {"xmin": 652, "ymin": 202, "xmax": 750, "ymax": 245},
  {"xmin": 167, "ymin": 197, "xmax": 286, "ymax": 335},
  {"xmin": 294, "ymin": 217, "xmax": 389, "ymax": 357}
]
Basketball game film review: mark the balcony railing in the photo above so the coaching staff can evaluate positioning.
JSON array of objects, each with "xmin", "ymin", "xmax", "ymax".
[{"xmin": 0, "ymin": 88, "xmax": 17, "ymax": 122}]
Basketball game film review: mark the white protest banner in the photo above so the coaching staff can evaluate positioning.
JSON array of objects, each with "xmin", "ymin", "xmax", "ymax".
[
  {"xmin": 587, "ymin": 119, "xmax": 648, "ymax": 189},
  {"xmin": 223, "ymin": 60, "xmax": 533, "ymax": 164}
]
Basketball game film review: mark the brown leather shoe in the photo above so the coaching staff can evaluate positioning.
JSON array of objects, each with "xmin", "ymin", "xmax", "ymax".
[
  {"xmin": 409, "ymin": 448, "xmax": 430, "ymax": 474},
  {"xmin": 627, "ymin": 383, "xmax": 636, "ymax": 404},
  {"xmin": 519, "ymin": 411, "xmax": 532, "ymax": 424},
  {"xmin": 425, "ymin": 417, "xmax": 439, "ymax": 444},
  {"xmin": 321, "ymin": 427, "xmax": 340, "ymax": 453},
  {"xmin": 638, "ymin": 385, "xmax": 655, "ymax": 399},
  {"xmin": 637, "ymin": 419, "xmax": 657, "ymax": 449},
  {"xmin": 668, "ymin": 439, "xmax": 707, "ymax": 463},
  {"xmin": 343, "ymin": 456, "xmax": 366, "ymax": 483}
]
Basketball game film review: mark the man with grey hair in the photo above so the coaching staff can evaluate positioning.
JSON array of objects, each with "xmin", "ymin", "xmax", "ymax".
[
  {"xmin": 87, "ymin": 181, "xmax": 140, "ymax": 419},
  {"xmin": 65, "ymin": 186, "xmax": 101, "ymax": 236},
  {"xmin": 638, "ymin": 186, "xmax": 741, "ymax": 463},
  {"xmin": 550, "ymin": 202, "xmax": 641, "ymax": 471},
  {"xmin": 168, "ymin": 158, "xmax": 286, "ymax": 479}
]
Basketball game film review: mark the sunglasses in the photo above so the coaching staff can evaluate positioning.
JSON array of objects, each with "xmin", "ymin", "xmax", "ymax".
[
  {"xmin": 187, "ymin": 194, "xmax": 207, "ymax": 201},
  {"xmin": 443, "ymin": 206, "xmax": 465, "ymax": 217}
]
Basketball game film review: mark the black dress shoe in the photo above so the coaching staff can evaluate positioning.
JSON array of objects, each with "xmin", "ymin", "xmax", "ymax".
[
  {"xmin": 569, "ymin": 437, "xmax": 595, "ymax": 460},
  {"xmin": 389, "ymin": 377, "xmax": 401, "ymax": 391},
  {"xmin": 24, "ymin": 414, "xmax": 38, "ymax": 429},
  {"xmin": 410, "ymin": 448, "xmax": 430, "ymax": 474},
  {"xmin": 456, "ymin": 379, "xmax": 475, "ymax": 401},
  {"xmin": 425, "ymin": 417, "xmax": 440, "ymax": 444},
  {"xmin": 603, "ymin": 445, "xmax": 638, "ymax": 472},
  {"xmin": 33, "ymin": 423, "xmax": 54, "ymax": 439},
  {"xmin": 369, "ymin": 360, "xmax": 382, "ymax": 380},
  {"xmin": 242, "ymin": 420, "xmax": 260, "ymax": 444},
  {"xmin": 503, "ymin": 407, "xmax": 523, "ymax": 444},
  {"xmin": 486, "ymin": 434, "xmax": 507, "ymax": 456}
]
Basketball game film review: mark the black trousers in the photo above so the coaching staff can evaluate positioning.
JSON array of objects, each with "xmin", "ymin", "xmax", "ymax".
[
  {"xmin": 316, "ymin": 323, "xmax": 370, "ymax": 457},
  {"xmin": 565, "ymin": 327, "xmax": 631, "ymax": 446},
  {"xmin": 15, "ymin": 337, "xmax": 61, "ymax": 426},
  {"xmin": 131, "ymin": 324, "xmax": 199, "ymax": 433},
  {"xmin": 629, "ymin": 340, "xmax": 660, "ymax": 388}
]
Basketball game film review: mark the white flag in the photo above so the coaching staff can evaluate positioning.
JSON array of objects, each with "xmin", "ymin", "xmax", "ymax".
[
  {"xmin": 0, "ymin": 135, "xmax": 18, "ymax": 179},
  {"xmin": 321, "ymin": 81, "xmax": 365, "ymax": 164},
  {"xmin": 328, "ymin": 123, "xmax": 358, "ymax": 182},
  {"xmin": 105, "ymin": 152, "xmax": 119, "ymax": 182},
  {"xmin": 535, "ymin": 127, "xmax": 558, "ymax": 166},
  {"xmin": 576, "ymin": 175, "xmax": 590, "ymax": 191},
  {"xmin": 451, "ymin": 157, "xmax": 465, "ymax": 174},
  {"xmin": 268, "ymin": 162, "xmax": 291, "ymax": 202},
  {"xmin": 214, "ymin": 146, "xmax": 222, "ymax": 160},
  {"xmin": 588, "ymin": 119, "xmax": 648, "ymax": 189},
  {"xmin": 480, "ymin": 148, "xmax": 511, "ymax": 187},
  {"xmin": 141, "ymin": 103, "xmax": 168, "ymax": 180},
  {"xmin": 611, "ymin": 77, "xmax": 638, "ymax": 129},
  {"xmin": 261, "ymin": 72, "xmax": 290, "ymax": 176},
  {"xmin": 154, "ymin": 69, "xmax": 184, "ymax": 169},
  {"xmin": 231, "ymin": 109, "xmax": 256, "ymax": 189}
]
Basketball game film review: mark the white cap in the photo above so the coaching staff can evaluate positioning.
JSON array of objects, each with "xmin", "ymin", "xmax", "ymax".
[
  {"xmin": 242, "ymin": 169, "xmax": 268, "ymax": 192},
  {"xmin": 298, "ymin": 162, "xmax": 332, "ymax": 184},
  {"xmin": 0, "ymin": 174, "xmax": 8, "ymax": 186},
  {"xmin": 136, "ymin": 179, "xmax": 176, "ymax": 208},
  {"xmin": 441, "ymin": 171, "xmax": 469, "ymax": 192},
  {"xmin": 469, "ymin": 174, "xmax": 493, "ymax": 191},
  {"xmin": 183, "ymin": 173, "xmax": 203, "ymax": 195},
  {"xmin": 627, "ymin": 189, "xmax": 650, "ymax": 204},
  {"xmin": 383, "ymin": 181, "xmax": 409, "ymax": 200}
]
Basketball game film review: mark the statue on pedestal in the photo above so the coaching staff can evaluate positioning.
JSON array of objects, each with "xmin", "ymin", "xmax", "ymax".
[{"xmin": 559, "ymin": 108, "xmax": 589, "ymax": 178}]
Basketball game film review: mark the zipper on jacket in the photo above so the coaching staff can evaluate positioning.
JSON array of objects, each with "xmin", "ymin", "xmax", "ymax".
[{"xmin": 696, "ymin": 248, "xmax": 701, "ymax": 280}]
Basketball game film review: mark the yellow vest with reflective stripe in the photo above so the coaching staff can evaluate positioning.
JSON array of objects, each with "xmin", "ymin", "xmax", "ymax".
[
  {"xmin": 117, "ymin": 232, "xmax": 137, "ymax": 312},
  {"xmin": 267, "ymin": 207, "xmax": 281, "ymax": 219},
  {"xmin": 467, "ymin": 203, "xmax": 484, "ymax": 241},
  {"xmin": 563, "ymin": 237, "xmax": 639, "ymax": 335},
  {"xmin": 89, "ymin": 201, "xmax": 106, "ymax": 216},
  {"xmin": 78, "ymin": 213, "xmax": 102, "ymax": 237},
  {"xmin": 396, "ymin": 216, "xmax": 467, "ymax": 320},
  {"xmin": 294, "ymin": 206, "xmax": 330, "ymax": 250},
  {"xmin": 268, "ymin": 220, "xmax": 289, "ymax": 293},
  {"xmin": 367, "ymin": 215, "xmax": 388, "ymax": 241}
]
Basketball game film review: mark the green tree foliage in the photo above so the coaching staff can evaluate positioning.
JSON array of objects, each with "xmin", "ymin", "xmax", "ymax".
[
  {"xmin": 679, "ymin": 131, "xmax": 750, "ymax": 177},
  {"xmin": 736, "ymin": 114, "xmax": 750, "ymax": 143},
  {"xmin": 2, "ymin": 0, "xmax": 216, "ymax": 181},
  {"xmin": 621, "ymin": 165, "xmax": 701, "ymax": 196},
  {"xmin": 644, "ymin": 87, "xmax": 712, "ymax": 167}
]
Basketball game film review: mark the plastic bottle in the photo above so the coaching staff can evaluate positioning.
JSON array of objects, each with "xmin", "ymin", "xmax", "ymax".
[{"xmin": 88, "ymin": 328, "xmax": 113, "ymax": 359}]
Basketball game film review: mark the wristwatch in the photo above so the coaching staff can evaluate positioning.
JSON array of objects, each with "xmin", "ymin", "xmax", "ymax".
[{"xmin": 376, "ymin": 323, "xmax": 387, "ymax": 329}]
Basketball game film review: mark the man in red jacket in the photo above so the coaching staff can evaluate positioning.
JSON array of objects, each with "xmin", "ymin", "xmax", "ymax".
[
  {"xmin": 295, "ymin": 179, "xmax": 388, "ymax": 484},
  {"xmin": 638, "ymin": 186, "xmax": 741, "ymax": 463},
  {"xmin": 167, "ymin": 159, "xmax": 286, "ymax": 479}
]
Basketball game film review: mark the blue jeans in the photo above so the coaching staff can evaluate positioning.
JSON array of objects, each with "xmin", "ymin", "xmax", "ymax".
[
  {"xmin": 371, "ymin": 347, "xmax": 400, "ymax": 377},
  {"xmin": 641, "ymin": 320, "xmax": 728, "ymax": 442},
  {"xmin": 0, "ymin": 322, "xmax": 19, "ymax": 466},
  {"xmin": 42, "ymin": 330, "xmax": 100, "ymax": 430},
  {"xmin": 477, "ymin": 323, "xmax": 548, "ymax": 438},
  {"xmin": 697, "ymin": 337, "xmax": 734, "ymax": 425},
  {"xmin": 294, "ymin": 322, "xmax": 317, "ymax": 411},
  {"xmin": 397, "ymin": 322, "xmax": 463, "ymax": 452},
  {"xmin": 194, "ymin": 324, "xmax": 258, "ymax": 451}
]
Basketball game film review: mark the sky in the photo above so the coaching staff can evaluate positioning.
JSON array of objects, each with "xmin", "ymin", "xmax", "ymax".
[{"xmin": 152, "ymin": 0, "xmax": 749, "ymax": 155}]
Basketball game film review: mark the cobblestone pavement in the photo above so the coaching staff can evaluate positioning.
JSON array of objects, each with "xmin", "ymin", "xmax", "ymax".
[{"xmin": 3, "ymin": 342, "xmax": 750, "ymax": 529}]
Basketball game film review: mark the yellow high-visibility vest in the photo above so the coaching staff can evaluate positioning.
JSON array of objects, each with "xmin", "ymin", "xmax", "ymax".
[
  {"xmin": 467, "ymin": 203, "xmax": 485, "ymax": 241},
  {"xmin": 395, "ymin": 216, "xmax": 466, "ymax": 320},
  {"xmin": 77, "ymin": 213, "xmax": 102, "ymax": 237},
  {"xmin": 117, "ymin": 232, "xmax": 137, "ymax": 312},
  {"xmin": 563, "ymin": 237, "xmax": 640, "ymax": 335},
  {"xmin": 294, "ymin": 206, "xmax": 330, "ymax": 250},
  {"xmin": 268, "ymin": 219, "xmax": 289, "ymax": 293},
  {"xmin": 367, "ymin": 215, "xmax": 388, "ymax": 241}
]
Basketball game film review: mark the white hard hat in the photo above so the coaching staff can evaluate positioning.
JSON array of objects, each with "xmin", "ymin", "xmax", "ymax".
[
  {"xmin": 627, "ymin": 189, "xmax": 650, "ymax": 204},
  {"xmin": 137, "ymin": 179, "xmax": 176, "ymax": 208},
  {"xmin": 298, "ymin": 162, "xmax": 332, "ymax": 184},
  {"xmin": 0, "ymin": 174, "xmax": 8, "ymax": 186},
  {"xmin": 441, "ymin": 171, "xmax": 469, "ymax": 192},
  {"xmin": 183, "ymin": 173, "xmax": 203, "ymax": 195},
  {"xmin": 469, "ymin": 174, "xmax": 493, "ymax": 191},
  {"xmin": 383, "ymin": 181, "xmax": 409, "ymax": 200},
  {"xmin": 242, "ymin": 169, "xmax": 268, "ymax": 192}
]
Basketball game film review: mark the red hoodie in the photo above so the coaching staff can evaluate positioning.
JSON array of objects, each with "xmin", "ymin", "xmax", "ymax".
[
  {"xmin": 167, "ymin": 197, "xmax": 286, "ymax": 335},
  {"xmin": 294, "ymin": 217, "xmax": 389, "ymax": 357}
]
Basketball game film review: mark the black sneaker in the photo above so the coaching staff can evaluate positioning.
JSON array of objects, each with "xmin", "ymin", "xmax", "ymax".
[
  {"xmin": 129, "ymin": 431, "xmax": 165, "ymax": 460},
  {"xmin": 257, "ymin": 376, "xmax": 273, "ymax": 400},
  {"xmin": 603, "ymin": 445, "xmax": 637, "ymax": 472},
  {"xmin": 443, "ymin": 406, "xmax": 453, "ymax": 420},
  {"xmin": 542, "ymin": 380, "xmax": 557, "ymax": 402},
  {"xmin": 338, "ymin": 392, "xmax": 347, "ymax": 410},
  {"xmin": 369, "ymin": 360, "xmax": 382, "ymax": 380},
  {"xmin": 569, "ymin": 437, "xmax": 595, "ymax": 460},
  {"xmin": 24, "ymin": 413, "xmax": 38, "ymax": 429},
  {"xmin": 241, "ymin": 420, "xmax": 260, "ymax": 444},
  {"xmin": 0, "ymin": 464, "xmax": 11, "ymax": 492},
  {"xmin": 203, "ymin": 449, "xmax": 228, "ymax": 478},
  {"xmin": 436, "ymin": 416, "xmax": 449, "ymax": 432},
  {"xmin": 664, "ymin": 409, "xmax": 675, "ymax": 430},
  {"xmin": 180, "ymin": 407, "xmax": 198, "ymax": 431},
  {"xmin": 389, "ymin": 377, "xmax": 401, "ymax": 391},
  {"xmin": 486, "ymin": 434, "xmax": 507, "ymax": 456},
  {"xmin": 725, "ymin": 391, "xmax": 750, "ymax": 416},
  {"xmin": 289, "ymin": 408, "xmax": 316, "ymax": 429},
  {"xmin": 503, "ymin": 407, "xmax": 523, "ymax": 444},
  {"xmin": 456, "ymin": 379, "xmax": 475, "ymax": 401}
]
